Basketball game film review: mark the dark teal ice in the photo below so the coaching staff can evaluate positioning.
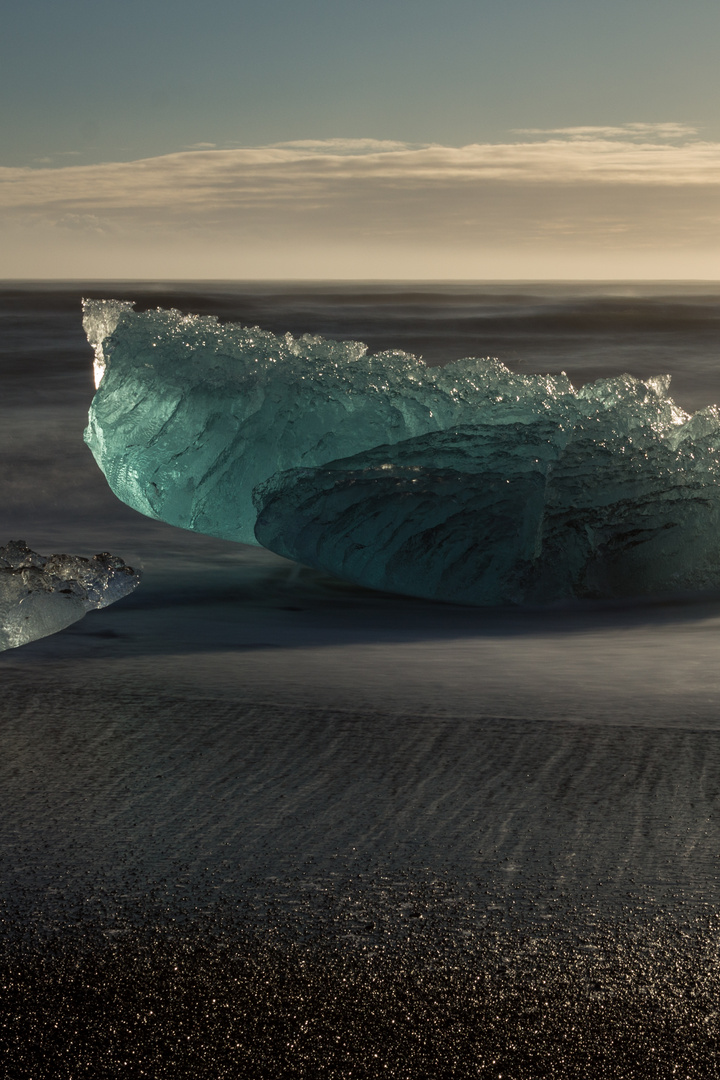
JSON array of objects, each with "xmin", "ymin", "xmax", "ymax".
[{"xmin": 84, "ymin": 300, "xmax": 720, "ymax": 604}]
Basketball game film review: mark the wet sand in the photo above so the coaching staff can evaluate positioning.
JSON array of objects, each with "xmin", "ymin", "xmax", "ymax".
[{"xmin": 3, "ymin": 560, "xmax": 720, "ymax": 1076}]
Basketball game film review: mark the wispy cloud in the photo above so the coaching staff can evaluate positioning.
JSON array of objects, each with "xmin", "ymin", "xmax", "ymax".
[
  {"xmin": 52, "ymin": 212, "xmax": 108, "ymax": 234},
  {"xmin": 2, "ymin": 128, "xmax": 720, "ymax": 278},
  {"xmin": 3, "ymin": 129, "xmax": 719, "ymax": 224},
  {"xmin": 268, "ymin": 138, "xmax": 427, "ymax": 155},
  {"xmin": 512, "ymin": 122, "xmax": 699, "ymax": 140}
]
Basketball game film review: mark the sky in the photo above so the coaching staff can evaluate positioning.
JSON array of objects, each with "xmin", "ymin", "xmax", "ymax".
[{"xmin": 2, "ymin": 0, "xmax": 720, "ymax": 279}]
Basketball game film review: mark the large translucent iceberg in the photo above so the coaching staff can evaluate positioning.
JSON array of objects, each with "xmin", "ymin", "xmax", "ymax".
[
  {"xmin": 84, "ymin": 300, "xmax": 720, "ymax": 604},
  {"xmin": 83, "ymin": 300, "xmax": 575, "ymax": 547},
  {"xmin": 0, "ymin": 540, "xmax": 140, "ymax": 651}
]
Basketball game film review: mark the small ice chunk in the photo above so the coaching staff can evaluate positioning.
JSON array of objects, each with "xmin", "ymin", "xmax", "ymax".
[{"xmin": 0, "ymin": 540, "xmax": 141, "ymax": 651}]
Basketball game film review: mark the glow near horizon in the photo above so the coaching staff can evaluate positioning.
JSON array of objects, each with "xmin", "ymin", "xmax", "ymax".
[
  {"xmin": 2, "ymin": 0, "xmax": 720, "ymax": 280},
  {"xmin": 3, "ymin": 129, "xmax": 720, "ymax": 280}
]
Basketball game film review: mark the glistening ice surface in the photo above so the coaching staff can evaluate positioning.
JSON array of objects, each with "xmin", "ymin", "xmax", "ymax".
[
  {"xmin": 85, "ymin": 299, "xmax": 720, "ymax": 603},
  {"xmin": 0, "ymin": 540, "xmax": 140, "ymax": 651}
]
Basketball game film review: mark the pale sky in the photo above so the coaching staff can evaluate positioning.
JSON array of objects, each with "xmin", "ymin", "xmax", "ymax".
[{"xmin": 2, "ymin": 0, "xmax": 720, "ymax": 279}]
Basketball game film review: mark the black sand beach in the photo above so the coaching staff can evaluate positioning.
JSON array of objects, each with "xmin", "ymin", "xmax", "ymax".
[
  {"xmin": 4, "ymin": 283, "xmax": 720, "ymax": 1076},
  {"xmin": 4, "ymin": 657, "xmax": 720, "ymax": 1075}
]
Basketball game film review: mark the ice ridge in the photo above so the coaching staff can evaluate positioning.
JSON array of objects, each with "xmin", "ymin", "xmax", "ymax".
[
  {"xmin": 0, "ymin": 540, "xmax": 141, "ymax": 651},
  {"xmin": 84, "ymin": 300, "xmax": 720, "ymax": 604}
]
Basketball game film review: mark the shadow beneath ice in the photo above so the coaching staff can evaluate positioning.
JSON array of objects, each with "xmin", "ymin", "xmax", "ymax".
[{"xmin": 7, "ymin": 545, "xmax": 720, "ymax": 665}]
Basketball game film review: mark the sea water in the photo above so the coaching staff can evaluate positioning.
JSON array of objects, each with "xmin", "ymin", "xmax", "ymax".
[{"xmin": 3, "ymin": 281, "xmax": 720, "ymax": 1075}]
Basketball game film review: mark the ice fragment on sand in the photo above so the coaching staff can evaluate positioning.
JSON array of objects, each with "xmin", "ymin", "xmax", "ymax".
[
  {"xmin": 0, "ymin": 540, "xmax": 140, "ymax": 651},
  {"xmin": 84, "ymin": 300, "xmax": 720, "ymax": 604}
]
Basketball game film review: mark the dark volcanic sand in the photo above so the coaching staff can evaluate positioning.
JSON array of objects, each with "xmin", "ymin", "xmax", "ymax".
[{"xmin": 2, "ymin": 676, "xmax": 720, "ymax": 1076}]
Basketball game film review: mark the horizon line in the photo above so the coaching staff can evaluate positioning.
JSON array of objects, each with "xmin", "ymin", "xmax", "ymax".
[{"xmin": 2, "ymin": 276, "xmax": 720, "ymax": 285}]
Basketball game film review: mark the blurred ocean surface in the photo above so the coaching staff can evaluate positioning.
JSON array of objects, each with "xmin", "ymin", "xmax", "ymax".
[{"xmin": 4, "ymin": 282, "xmax": 720, "ymax": 1074}]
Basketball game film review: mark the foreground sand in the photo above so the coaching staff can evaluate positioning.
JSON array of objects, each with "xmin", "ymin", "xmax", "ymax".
[{"xmin": 3, "ymin": 560, "xmax": 720, "ymax": 1074}]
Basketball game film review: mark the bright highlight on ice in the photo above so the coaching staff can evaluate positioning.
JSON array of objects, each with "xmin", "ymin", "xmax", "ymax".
[{"xmin": 84, "ymin": 299, "xmax": 720, "ymax": 605}]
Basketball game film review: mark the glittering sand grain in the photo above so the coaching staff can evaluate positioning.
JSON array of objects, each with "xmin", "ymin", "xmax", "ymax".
[{"xmin": 2, "ymin": 677, "xmax": 720, "ymax": 1076}]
